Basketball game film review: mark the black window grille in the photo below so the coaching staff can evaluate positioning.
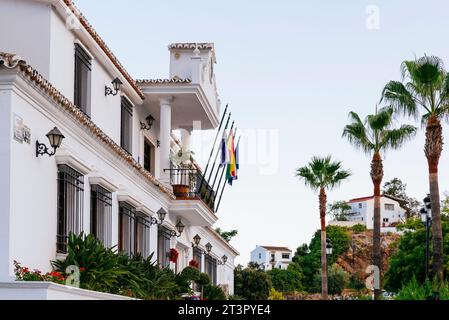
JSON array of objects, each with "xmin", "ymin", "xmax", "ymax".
[
  {"xmin": 120, "ymin": 97, "xmax": 133, "ymax": 154},
  {"xmin": 204, "ymin": 254, "xmax": 218, "ymax": 285},
  {"xmin": 90, "ymin": 185, "xmax": 112, "ymax": 247},
  {"xmin": 74, "ymin": 43, "xmax": 91, "ymax": 116},
  {"xmin": 57, "ymin": 165, "xmax": 84, "ymax": 254},
  {"xmin": 157, "ymin": 226, "xmax": 171, "ymax": 267},
  {"xmin": 119, "ymin": 202, "xmax": 136, "ymax": 255},
  {"xmin": 135, "ymin": 213, "xmax": 151, "ymax": 258}
]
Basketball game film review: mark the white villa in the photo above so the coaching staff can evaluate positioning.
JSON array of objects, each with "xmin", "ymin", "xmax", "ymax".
[
  {"xmin": 0, "ymin": 0, "xmax": 238, "ymax": 299},
  {"xmin": 250, "ymin": 246, "xmax": 292, "ymax": 270},
  {"xmin": 330, "ymin": 195, "xmax": 406, "ymax": 229}
]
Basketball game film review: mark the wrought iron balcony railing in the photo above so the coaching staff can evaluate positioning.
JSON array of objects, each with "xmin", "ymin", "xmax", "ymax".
[{"xmin": 164, "ymin": 164, "xmax": 216, "ymax": 212}]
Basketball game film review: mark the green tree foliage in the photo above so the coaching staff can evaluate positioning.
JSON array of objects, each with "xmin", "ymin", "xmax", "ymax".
[
  {"xmin": 382, "ymin": 178, "xmax": 421, "ymax": 218},
  {"xmin": 267, "ymin": 265, "xmax": 303, "ymax": 293},
  {"xmin": 234, "ymin": 264, "xmax": 272, "ymax": 300},
  {"xmin": 396, "ymin": 277, "xmax": 449, "ymax": 300},
  {"xmin": 385, "ymin": 217, "xmax": 449, "ymax": 292},
  {"xmin": 292, "ymin": 226, "xmax": 351, "ymax": 292},
  {"xmin": 203, "ymin": 284, "xmax": 227, "ymax": 300},
  {"xmin": 351, "ymin": 224, "xmax": 367, "ymax": 233},
  {"xmin": 327, "ymin": 201, "xmax": 352, "ymax": 221},
  {"xmin": 215, "ymin": 228, "xmax": 238, "ymax": 242},
  {"xmin": 312, "ymin": 264, "xmax": 350, "ymax": 295}
]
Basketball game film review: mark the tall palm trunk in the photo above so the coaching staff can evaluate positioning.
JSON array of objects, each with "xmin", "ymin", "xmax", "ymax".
[
  {"xmin": 425, "ymin": 115, "xmax": 444, "ymax": 285},
  {"xmin": 370, "ymin": 152, "xmax": 383, "ymax": 300},
  {"xmin": 319, "ymin": 187, "xmax": 328, "ymax": 300}
]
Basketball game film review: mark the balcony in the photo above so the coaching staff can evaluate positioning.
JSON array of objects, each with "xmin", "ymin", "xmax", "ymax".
[{"xmin": 165, "ymin": 165, "xmax": 216, "ymax": 212}]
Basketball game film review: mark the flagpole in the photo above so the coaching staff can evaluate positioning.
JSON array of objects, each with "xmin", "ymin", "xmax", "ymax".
[
  {"xmin": 214, "ymin": 135, "xmax": 240, "ymax": 212},
  {"xmin": 198, "ymin": 105, "xmax": 229, "ymax": 193},
  {"xmin": 209, "ymin": 127, "xmax": 237, "ymax": 200},
  {"xmin": 206, "ymin": 120, "xmax": 234, "ymax": 185}
]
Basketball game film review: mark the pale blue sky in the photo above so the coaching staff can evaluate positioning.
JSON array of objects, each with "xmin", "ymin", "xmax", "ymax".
[{"xmin": 76, "ymin": 0, "xmax": 449, "ymax": 265}]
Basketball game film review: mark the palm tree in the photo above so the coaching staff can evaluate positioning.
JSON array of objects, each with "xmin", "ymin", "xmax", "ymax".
[
  {"xmin": 296, "ymin": 156, "xmax": 351, "ymax": 299},
  {"xmin": 342, "ymin": 107, "xmax": 416, "ymax": 299},
  {"xmin": 381, "ymin": 55, "xmax": 449, "ymax": 285}
]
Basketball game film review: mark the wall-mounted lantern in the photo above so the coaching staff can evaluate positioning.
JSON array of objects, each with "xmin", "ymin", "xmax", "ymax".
[
  {"xmin": 105, "ymin": 77, "xmax": 123, "ymax": 96},
  {"xmin": 205, "ymin": 242, "xmax": 212, "ymax": 255},
  {"xmin": 36, "ymin": 127, "xmax": 65, "ymax": 157},
  {"xmin": 192, "ymin": 234, "xmax": 201, "ymax": 247},
  {"xmin": 150, "ymin": 207, "xmax": 167, "ymax": 225},
  {"xmin": 168, "ymin": 220, "xmax": 185, "ymax": 238},
  {"xmin": 140, "ymin": 114, "xmax": 155, "ymax": 131},
  {"xmin": 218, "ymin": 254, "xmax": 228, "ymax": 265}
]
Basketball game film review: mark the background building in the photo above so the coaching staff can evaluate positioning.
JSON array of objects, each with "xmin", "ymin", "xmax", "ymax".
[{"xmin": 250, "ymin": 246, "xmax": 292, "ymax": 270}]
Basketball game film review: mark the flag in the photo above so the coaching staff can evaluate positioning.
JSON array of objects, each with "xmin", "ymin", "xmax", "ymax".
[
  {"xmin": 226, "ymin": 130, "xmax": 236, "ymax": 185},
  {"xmin": 219, "ymin": 129, "xmax": 227, "ymax": 167},
  {"xmin": 234, "ymin": 139, "xmax": 240, "ymax": 180}
]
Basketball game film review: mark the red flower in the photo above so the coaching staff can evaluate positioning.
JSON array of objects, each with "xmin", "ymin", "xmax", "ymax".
[
  {"xmin": 23, "ymin": 267, "xmax": 29, "ymax": 273},
  {"xmin": 169, "ymin": 248, "xmax": 179, "ymax": 263},
  {"xmin": 79, "ymin": 267, "xmax": 86, "ymax": 272},
  {"xmin": 188, "ymin": 259, "xmax": 199, "ymax": 268}
]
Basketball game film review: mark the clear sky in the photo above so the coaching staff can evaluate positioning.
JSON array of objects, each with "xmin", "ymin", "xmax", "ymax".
[{"xmin": 75, "ymin": 0, "xmax": 449, "ymax": 265}]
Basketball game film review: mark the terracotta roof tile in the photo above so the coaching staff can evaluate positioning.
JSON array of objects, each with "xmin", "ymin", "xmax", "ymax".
[
  {"xmin": 260, "ymin": 246, "xmax": 291, "ymax": 252},
  {"xmin": 63, "ymin": 0, "xmax": 144, "ymax": 99},
  {"xmin": 168, "ymin": 43, "xmax": 214, "ymax": 50},
  {"xmin": 136, "ymin": 78, "xmax": 192, "ymax": 84}
]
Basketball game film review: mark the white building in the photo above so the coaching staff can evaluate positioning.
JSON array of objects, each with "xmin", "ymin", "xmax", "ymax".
[
  {"xmin": 345, "ymin": 195, "xmax": 406, "ymax": 229},
  {"xmin": 0, "ymin": 0, "xmax": 238, "ymax": 299},
  {"xmin": 250, "ymin": 246, "xmax": 292, "ymax": 270}
]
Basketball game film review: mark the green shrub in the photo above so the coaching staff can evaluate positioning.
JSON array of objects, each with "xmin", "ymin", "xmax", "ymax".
[
  {"xmin": 268, "ymin": 287, "xmax": 284, "ymax": 300},
  {"xmin": 396, "ymin": 277, "xmax": 449, "ymax": 300},
  {"xmin": 351, "ymin": 224, "xmax": 367, "ymax": 233},
  {"xmin": 204, "ymin": 284, "xmax": 227, "ymax": 300},
  {"xmin": 312, "ymin": 264, "xmax": 349, "ymax": 295},
  {"xmin": 234, "ymin": 265, "xmax": 271, "ymax": 300}
]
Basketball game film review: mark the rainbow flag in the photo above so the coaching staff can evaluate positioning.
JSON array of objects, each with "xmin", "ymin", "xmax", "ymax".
[{"xmin": 226, "ymin": 130, "xmax": 237, "ymax": 185}]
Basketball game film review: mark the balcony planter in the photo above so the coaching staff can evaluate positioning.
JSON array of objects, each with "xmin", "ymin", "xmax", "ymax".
[{"xmin": 172, "ymin": 184, "xmax": 190, "ymax": 198}]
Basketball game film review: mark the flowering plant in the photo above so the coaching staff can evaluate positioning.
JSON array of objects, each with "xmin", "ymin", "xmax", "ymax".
[
  {"xmin": 169, "ymin": 248, "xmax": 179, "ymax": 263},
  {"xmin": 188, "ymin": 259, "xmax": 199, "ymax": 268},
  {"xmin": 14, "ymin": 260, "xmax": 67, "ymax": 284}
]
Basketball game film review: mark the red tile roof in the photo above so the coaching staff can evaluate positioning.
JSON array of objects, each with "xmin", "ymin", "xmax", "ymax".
[
  {"xmin": 260, "ymin": 246, "xmax": 291, "ymax": 252},
  {"xmin": 63, "ymin": 0, "xmax": 145, "ymax": 99}
]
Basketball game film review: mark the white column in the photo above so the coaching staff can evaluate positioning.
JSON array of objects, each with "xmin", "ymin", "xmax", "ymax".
[
  {"xmin": 201, "ymin": 253, "xmax": 206, "ymax": 273},
  {"xmin": 179, "ymin": 128, "xmax": 191, "ymax": 153},
  {"xmin": 159, "ymin": 97, "xmax": 173, "ymax": 184}
]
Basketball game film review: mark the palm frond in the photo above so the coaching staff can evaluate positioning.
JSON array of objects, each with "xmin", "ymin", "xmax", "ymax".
[
  {"xmin": 342, "ymin": 111, "xmax": 374, "ymax": 154},
  {"xmin": 381, "ymin": 81, "xmax": 418, "ymax": 119},
  {"xmin": 380, "ymin": 125, "xmax": 417, "ymax": 150},
  {"xmin": 296, "ymin": 156, "xmax": 350, "ymax": 191}
]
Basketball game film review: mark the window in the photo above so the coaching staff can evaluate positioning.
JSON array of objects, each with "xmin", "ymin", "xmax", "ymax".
[
  {"xmin": 358, "ymin": 203, "xmax": 362, "ymax": 209},
  {"xmin": 90, "ymin": 185, "xmax": 112, "ymax": 247},
  {"xmin": 118, "ymin": 202, "xmax": 136, "ymax": 255},
  {"xmin": 74, "ymin": 43, "xmax": 91, "ymax": 115},
  {"xmin": 282, "ymin": 253, "xmax": 290, "ymax": 259},
  {"xmin": 135, "ymin": 213, "xmax": 151, "ymax": 258},
  {"xmin": 144, "ymin": 139, "xmax": 155, "ymax": 174},
  {"xmin": 158, "ymin": 226, "xmax": 172, "ymax": 267},
  {"xmin": 383, "ymin": 218, "xmax": 389, "ymax": 223},
  {"xmin": 57, "ymin": 165, "xmax": 84, "ymax": 253},
  {"xmin": 385, "ymin": 204, "xmax": 395, "ymax": 211},
  {"xmin": 205, "ymin": 255, "xmax": 218, "ymax": 285},
  {"xmin": 258, "ymin": 253, "xmax": 261, "ymax": 259},
  {"xmin": 120, "ymin": 97, "xmax": 133, "ymax": 154}
]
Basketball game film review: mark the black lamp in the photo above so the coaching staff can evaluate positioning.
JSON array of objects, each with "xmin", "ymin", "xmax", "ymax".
[
  {"xmin": 105, "ymin": 77, "xmax": 123, "ymax": 96},
  {"xmin": 151, "ymin": 207, "xmax": 167, "ymax": 225},
  {"xmin": 326, "ymin": 238, "xmax": 333, "ymax": 255},
  {"xmin": 218, "ymin": 254, "xmax": 228, "ymax": 265},
  {"xmin": 140, "ymin": 114, "xmax": 155, "ymax": 131},
  {"xmin": 176, "ymin": 220, "xmax": 185, "ymax": 235},
  {"xmin": 193, "ymin": 234, "xmax": 201, "ymax": 247},
  {"xmin": 36, "ymin": 127, "xmax": 65, "ymax": 157},
  {"xmin": 420, "ymin": 207, "xmax": 428, "ymax": 223},
  {"xmin": 205, "ymin": 242, "xmax": 212, "ymax": 254}
]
